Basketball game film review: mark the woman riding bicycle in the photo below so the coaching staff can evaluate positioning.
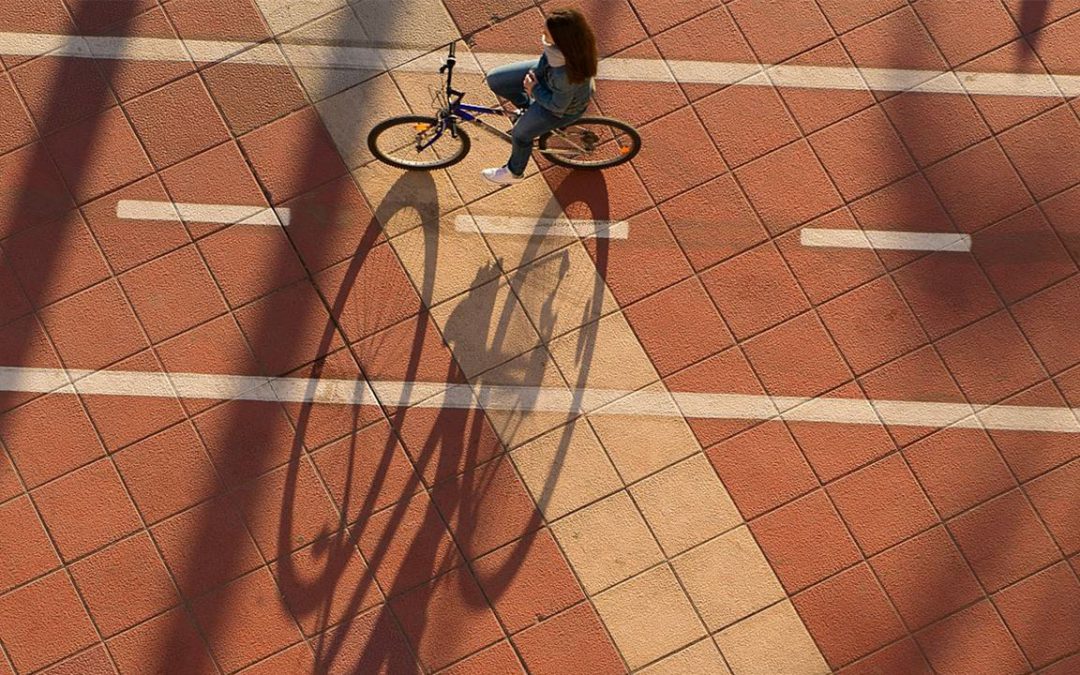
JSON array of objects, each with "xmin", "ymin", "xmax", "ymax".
[{"xmin": 481, "ymin": 8, "xmax": 598, "ymax": 185}]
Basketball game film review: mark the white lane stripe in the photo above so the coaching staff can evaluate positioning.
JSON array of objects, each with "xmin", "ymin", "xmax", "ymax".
[
  {"xmin": 2, "ymin": 32, "xmax": 1078, "ymax": 98},
  {"xmin": 1, "ymin": 366, "xmax": 1077, "ymax": 434},
  {"xmin": 800, "ymin": 228, "xmax": 972, "ymax": 252},
  {"xmin": 116, "ymin": 200, "xmax": 291, "ymax": 226},
  {"xmin": 454, "ymin": 215, "xmax": 629, "ymax": 239}
]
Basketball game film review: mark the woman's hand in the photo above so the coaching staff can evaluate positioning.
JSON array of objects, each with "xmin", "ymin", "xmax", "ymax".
[{"xmin": 523, "ymin": 70, "xmax": 537, "ymax": 97}]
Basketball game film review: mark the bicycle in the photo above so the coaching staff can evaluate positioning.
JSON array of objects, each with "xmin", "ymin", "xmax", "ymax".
[{"xmin": 367, "ymin": 41, "xmax": 642, "ymax": 171}]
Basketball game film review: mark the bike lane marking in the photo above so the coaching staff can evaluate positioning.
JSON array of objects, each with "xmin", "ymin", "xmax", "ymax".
[
  {"xmin": 115, "ymin": 200, "xmax": 291, "ymax": 227},
  {"xmin": 454, "ymin": 215, "xmax": 630, "ymax": 240},
  {"xmin": 799, "ymin": 228, "xmax": 972, "ymax": 252}
]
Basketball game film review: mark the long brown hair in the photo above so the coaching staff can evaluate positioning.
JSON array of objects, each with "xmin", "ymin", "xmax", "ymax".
[{"xmin": 546, "ymin": 8, "xmax": 598, "ymax": 84}]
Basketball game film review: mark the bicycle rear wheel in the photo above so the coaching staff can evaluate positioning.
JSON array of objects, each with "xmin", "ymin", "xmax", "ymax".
[
  {"xmin": 367, "ymin": 115, "xmax": 471, "ymax": 170},
  {"xmin": 538, "ymin": 117, "xmax": 641, "ymax": 169}
]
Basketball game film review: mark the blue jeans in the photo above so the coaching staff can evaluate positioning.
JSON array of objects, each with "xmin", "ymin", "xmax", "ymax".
[{"xmin": 486, "ymin": 60, "xmax": 583, "ymax": 177}]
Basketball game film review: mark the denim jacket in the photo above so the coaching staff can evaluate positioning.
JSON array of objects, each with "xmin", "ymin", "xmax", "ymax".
[{"xmin": 532, "ymin": 51, "xmax": 594, "ymax": 118}]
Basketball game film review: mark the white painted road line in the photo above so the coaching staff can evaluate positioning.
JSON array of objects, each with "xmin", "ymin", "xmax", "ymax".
[
  {"xmin": 800, "ymin": 228, "xmax": 972, "ymax": 252},
  {"xmin": 2, "ymin": 366, "xmax": 1078, "ymax": 434},
  {"xmin": 455, "ymin": 215, "xmax": 629, "ymax": 239},
  {"xmin": 116, "ymin": 200, "xmax": 291, "ymax": 226},
  {"xmin": 2, "ymin": 32, "xmax": 1078, "ymax": 98}
]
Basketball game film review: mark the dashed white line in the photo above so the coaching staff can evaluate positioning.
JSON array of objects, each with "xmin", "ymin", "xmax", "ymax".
[
  {"xmin": 800, "ymin": 228, "xmax": 972, "ymax": 252},
  {"xmin": 2, "ymin": 32, "xmax": 1078, "ymax": 97},
  {"xmin": 2, "ymin": 366, "xmax": 1077, "ymax": 434},
  {"xmin": 116, "ymin": 200, "xmax": 291, "ymax": 227},
  {"xmin": 455, "ymin": 214, "xmax": 629, "ymax": 239}
]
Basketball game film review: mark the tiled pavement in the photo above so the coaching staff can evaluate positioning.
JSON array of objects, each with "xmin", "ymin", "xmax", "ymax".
[{"xmin": 1, "ymin": 0, "xmax": 1079, "ymax": 673}]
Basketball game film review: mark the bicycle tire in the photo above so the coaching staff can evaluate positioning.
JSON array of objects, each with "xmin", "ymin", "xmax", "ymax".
[
  {"xmin": 367, "ymin": 115, "xmax": 471, "ymax": 170},
  {"xmin": 538, "ymin": 116, "xmax": 641, "ymax": 169}
]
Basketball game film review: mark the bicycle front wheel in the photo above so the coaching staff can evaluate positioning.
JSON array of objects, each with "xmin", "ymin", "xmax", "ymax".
[
  {"xmin": 367, "ymin": 115, "xmax": 471, "ymax": 170},
  {"xmin": 538, "ymin": 117, "xmax": 641, "ymax": 169}
]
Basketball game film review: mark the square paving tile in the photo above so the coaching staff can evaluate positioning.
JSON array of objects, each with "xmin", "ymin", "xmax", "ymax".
[
  {"xmin": 124, "ymin": 73, "xmax": 231, "ymax": 170},
  {"xmin": 106, "ymin": 606, "xmax": 217, "ymax": 675},
  {"xmin": 1026, "ymin": 459, "xmax": 1080, "ymax": 556},
  {"xmin": 547, "ymin": 312, "xmax": 658, "ymax": 392},
  {"xmin": 835, "ymin": 638, "xmax": 932, "ymax": 675},
  {"xmin": 192, "ymin": 398, "xmax": 299, "ymax": 488},
  {"xmin": 808, "ymin": 105, "xmax": 916, "ymax": 201},
  {"xmin": 651, "ymin": 7, "xmax": 757, "ymax": 101},
  {"xmin": 993, "ymin": 561, "xmax": 1080, "ymax": 668},
  {"xmin": 9, "ymin": 56, "xmax": 114, "ymax": 134},
  {"xmin": 1042, "ymin": 183, "xmax": 1080, "ymax": 262},
  {"xmin": 120, "ymin": 244, "xmax": 227, "ymax": 344},
  {"xmin": 903, "ymin": 427, "xmax": 1016, "ymax": 519},
  {"xmin": 988, "ymin": 382, "xmax": 1080, "ymax": 482},
  {"xmin": 632, "ymin": 106, "xmax": 728, "ymax": 203},
  {"xmin": 998, "ymin": 105, "xmax": 1080, "ymax": 200},
  {"xmin": 880, "ymin": 87, "xmax": 992, "ymax": 168},
  {"xmin": 727, "ymin": 0, "xmax": 833, "ymax": 63},
  {"xmin": 963, "ymin": 38, "xmax": 1064, "ymax": 134},
  {"xmin": 848, "ymin": 173, "xmax": 956, "ymax": 270},
  {"xmin": 924, "ymin": 139, "xmax": 1034, "ymax": 233},
  {"xmin": 0, "ymin": 570, "xmax": 98, "ymax": 673},
  {"xmin": 638, "ymin": 638, "xmax": 732, "ymax": 675},
  {"xmin": 697, "ymin": 86, "xmax": 801, "ymax": 168},
  {"xmin": 714, "ymin": 600, "xmax": 829, "ymax": 675},
  {"xmin": 666, "ymin": 346, "xmax": 769, "ymax": 448},
  {"xmin": 512, "ymin": 602, "xmax": 626, "ymax": 675},
  {"xmin": 936, "ymin": 310, "xmax": 1047, "ymax": 404},
  {"xmin": 891, "ymin": 251, "xmax": 1004, "ymax": 341},
  {"xmin": 3, "ymin": 215, "xmax": 111, "ymax": 308},
  {"xmin": 1013, "ymin": 276, "xmax": 1080, "ymax": 375},
  {"xmin": 915, "ymin": 601, "xmax": 1028, "ymax": 675},
  {"xmin": 815, "ymin": 0, "xmax": 905, "ymax": 34},
  {"xmin": 774, "ymin": 39, "xmax": 876, "ymax": 135},
  {"xmin": 776, "ymin": 209, "xmax": 886, "ymax": 305},
  {"xmin": 840, "ymin": 7, "xmax": 947, "ymax": 97},
  {"xmin": 0, "ymin": 391, "xmax": 105, "ymax": 488},
  {"xmin": 912, "ymin": 0, "xmax": 1020, "ymax": 66},
  {"xmin": 742, "ymin": 312, "xmax": 852, "ymax": 398},
  {"xmin": 0, "ymin": 73, "xmax": 36, "ymax": 155},
  {"xmin": 972, "ymin": 206, "xmax": 1077, "ymax": 304},
  {"xmin": 736, "ymin": 140, "xmax": 843, "ymax": 236},
  {"xmin": 0, "ymin": 495, "xmax": 60, "ymax": 595}
]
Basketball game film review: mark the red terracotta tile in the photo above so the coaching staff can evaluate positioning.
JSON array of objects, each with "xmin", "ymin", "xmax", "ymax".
[
  {"xmin": 816, "ymin": 0, "xmax": 906, "ymax": 34},
  {"xmin": 1001, "ymin": 0, "xmax": 1080, "ymax": 31},
  {"xmin": 588, "ymin": 40, "xmax": 686, "ymax": 128},
  {"xmin": 0, "ymin": 495, "xmax": 60, "ymax": 594},
  {"xmin": 3, "ymin": 215, "xmax": 110, "ymax": 308},
  {"xmin": 191, "ymin": 569, "xmax": 304, "ymax": 672},
  {"xmin": 995, "ymin": 561, "xmax": 1080, "ymax": 667},
  {"xmin": 828, "ymin": 454, "xmax": 939, "ymax": 555},
  {"xmin": 913, "ymin": 0, "xmax": 1020, "ymax": 66},
  {"xmin": 390, "ymin": 406, "xmax": 503, "ymax": 489},
  {"xmin": 652, "ymin": 7, "xmax": 757, "ymax": 100},
  {"xmin": 786, "ymin": 383, "xmax": 898, "ymax": 482},
  {"xmin": 201, "ymin": 56, "xmax": 308, "ymax": 136},
  {"xmin": 777, "ymin": 210, "xmax": 886, "ymax": 305},
  {"xmin": 440, "ymin": 640, "xmax": 524, "ymax": 674},
  {"xmin": 78, "ymin": 350, "xmax": 187, "ymax": 453},
  {"xmin": 837, "ymin": 638, "xmax": 932, "ymax": 675},
  {"xmin": 354, "ymin": 492, "xmax": 464, "ymax": 597},
  {"xmin": 793, "ymin": 563, "xmax": 907, "ymax": 668},
  {"xmin": 39, "ymin": 279, "xmax": 149, "ymax": 371},
  {"xmin": 120, "ymin": 245, "xmax": 226, "ymax": 343},
  {"xmin": 158, "ymin": 141, "xmax": 267, "ymax": 239},
  {"xmin": 546, "ymin": 155, "xmax": 655, "ymax": 224},
  {"xmin": 8, "ymin": 56, "xmax": 114, "ymax": 134},
  {"xmin": 949, "ymin": 489, "xmax": 1061, "ymax": 592},
  {"xmin": 106, "ymin": 606, "xmax": 217, "ymax": 675},
  {"xmin": 665, "ymin": 346, "xmax": 768, "ymax": 446},
  {"xmin": 65, "ymin": 0, "xmax": 159, "ymax": 34},
  {"xmin": 743, "ymin": 312, "xmax": 852, "ymax": 397},
  {"xmin": 0, "ymin": 143, "xmax": 75, "ymax": 239},
  {"xmin": 871, "ymin": 526, "xmax": 984, "ymax": 630},
  {"xmin": 999, "ymin": 105, "xmax": 1080, "ymax": 200},
  {"xmin": 236, "ymin": 642, "xmax": 316, "ymax": 675},
  {"xmin": 197, "ymin": 223, "xmax": 307, "ymax": 310},
  {"xmin": 916, "ymin": 601, "xmax": 1028, "ymax": 675},
  {"xmin": 88, "ymin": 6, "xmax": 195, "ymax": 103},
  {"xmin": 467, "ymin": 6, "xmax": 544, "ymax": 52},
  {"xmin": 238, "ymin": 107, "xmax": 349, "ymax": 204},
  {"xmin": 818, "ymin": 276, "xmax": 928, "ymax": 375},
  {"xmin": 114, "ymin": 422, "xmax": 219, "ymax": 524},
  {"xmin": 431, "ymin": 455, "xmax": 540, "ymax": 560},
  {"xmin": 1026, "ymin": 460, "xmax": 1080, "ymax": 556},
  {"xmin": 164, "ymin": 0, "xmax": 272, "ymax": 41},
  {"xmin": 706, "ymin": 420, "xmax": 819, "ymax": 519},
  {"xmin": 151, "ymin": 496, "xmax": 263, "ymax": 599},
  {"xmin": 989, "ymin": 382, "xmax": 1080, "ymax": 482},
  {"xmin": 0, "ymin": 249, "xmax": 31, "ymax": 328},
  {"xmin": 69, "ymin": 532, "xmax": 179, "ymax": 637},
  {"xmin": 809, "ymin": 106, "xmax": 916, "ymax": 201},
  {"xmin": 512, "ymin": 602, "xmax": 625, "ymax": 675},
  {"xmin": 925, "ymin": 139, "xmax": 1034, "ymax": 233},
  {"xmin": 625, "ymin": 276, "xmax": 733, "ymax": 376},
  {"xmin": 125, "ymin": 74, "xmax": 230, "ymax": 170},
  {"xmin": 728, "ymin": 0, "xmax": 833, "ymax": 63},
  {"xmin": 585, "ymin": 208, "xmax": 694, "ymax": 305},
  {"xmin": 841, "ymin": 8, "xmax": 948, "ymax": 97},
  {"xmin": 281, "ymin": 174, "xmax": 382, "ymax": 274},
  {"xmin": 473, "ymin": 528, "xmax": 585, "ymax": 635},
  {"xmin": 660, "ymin": 173, "xmax": 768, "ymax": 272},
  {"xmin": 39, "ymin": 644, "xmax": 113, "ymax": 675},
  {"xmin": 736, "ymin": 140, "xmax": 844, "ymax": 235},
  {"xmin": 632, "ymin": 106, "xmax": 728, "ymax": 203},
  {"xmin": 1040, "ymin": 651, "xmax": 1080, "ymax": 675},
  {"xmin": 0, "ymin": 392, "xmax": 105, "ymax": 488},
  {"xmin": 311, "ymin": 420, "xmax": 421, "ymax": 522},
  {"xmin": 270, "ymin": 537, "xmax": 382, "ymax": 637},
  {"xmin": 351, "ymin": 311, "xmax": 461, "ymax": 385},
  {"xmin": 964, "ymin": 38, "xmax": 1065, "ymax": 134},
  {"xmin": 389, "ymin": 567, "xmax": 504, "ymax": 671},
  {"xmin": 0, "ymin": 449, "xmax": 21, "ymax": 503},
  {"xmin": 880, "ymin": 89, "xmax": 992, "ymax": 167},
  {"xmin": 697, "ymin": 85, "xmax": 801, "ymax": 168},
  {"xmin": 313, "ymin": 242, "xmax": 422, "ymax": 343},
  {"xmin": 892, "ymin": 252, "xmax": 1003, "ymax": 340},
  {"xmin": 1031, "ymin": 10, "xmax": 1080, "ymax": 76},
  {"xmin": 848, "ymin": 173, "xmax": 956, "ymax": 270},
  {"xmin": 1043, "ymin": 183, "xmax": 1080, "ymax": 262},
  {"xmin": 44, "ymin": 106, "xmax": 154, "ymax": 205},
  {"xmin": 1013, "ymin": 276, "xmax": 1080, "ymax": 374},
  {"xmin": 904, "ymin": 427, "xmax": 1016, "ymax": 518},
  {"xmin": 0, "ymin": 73, "xmax": 35, "ymax": 154},
  {"xmin": 700, "ymin": 241, "xmax": 809, "ymax": 340},
  {"xmin": 974, "ymin": 207, "xmax": 1077, "ymax": 304},
  {"xmin": 0, "ymin": 571, "xmax": 98, "ymax": 673},
  {"xmin": 192, "ymin": 399, "xmax": 298, "ymax": 488},
  {"xmin": 749, "ymin": 489, "xmax": 863, "ymax": 593},
  {"xmin": 314, "ymin": 604, "xmax": 419, "ymax": 674},
  {"xmin": 32, "ymin": 458, "xmax": 142, "ymax": 561},
  {"xmin": 775, "ymin": 39, "xmax": 876, "ymax": 134},
  {"xmin": 936, "ymin": 310, "xmax": 1046, "ymax": 404}
]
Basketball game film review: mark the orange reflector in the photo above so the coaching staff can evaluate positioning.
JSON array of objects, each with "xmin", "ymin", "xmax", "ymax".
[
  {"xmin": 619, "ymin": 146, "xmax": 631, "ymax": 155},
  {"xmin": 414, "ymin": 123, "xmax": 431, "ymax": 132}
]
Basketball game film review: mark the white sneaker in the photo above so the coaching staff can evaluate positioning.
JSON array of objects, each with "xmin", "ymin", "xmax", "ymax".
[{"xmin": 481, "ymin": 166, "xmax": 524, "ymax": 185}]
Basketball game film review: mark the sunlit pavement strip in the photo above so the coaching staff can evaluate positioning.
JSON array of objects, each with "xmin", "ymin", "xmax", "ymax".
[
  {"xmin": 455, "ymin": 214, "xmax": 629, "ymax": 239},
  {"xmin": 2, "ymin": 32, "xmax": 1079, "ymax": 97},
  {"xmin": 116, "ymin": 199, "xmax": 291, "ymax": 226},
  {"xmin": 800, "ymin": 228, "xmax": 972, "ymax": 252},
  {"xmin": 3, "ymin": 366, "xmax": 1077, "ymax": 434}
]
